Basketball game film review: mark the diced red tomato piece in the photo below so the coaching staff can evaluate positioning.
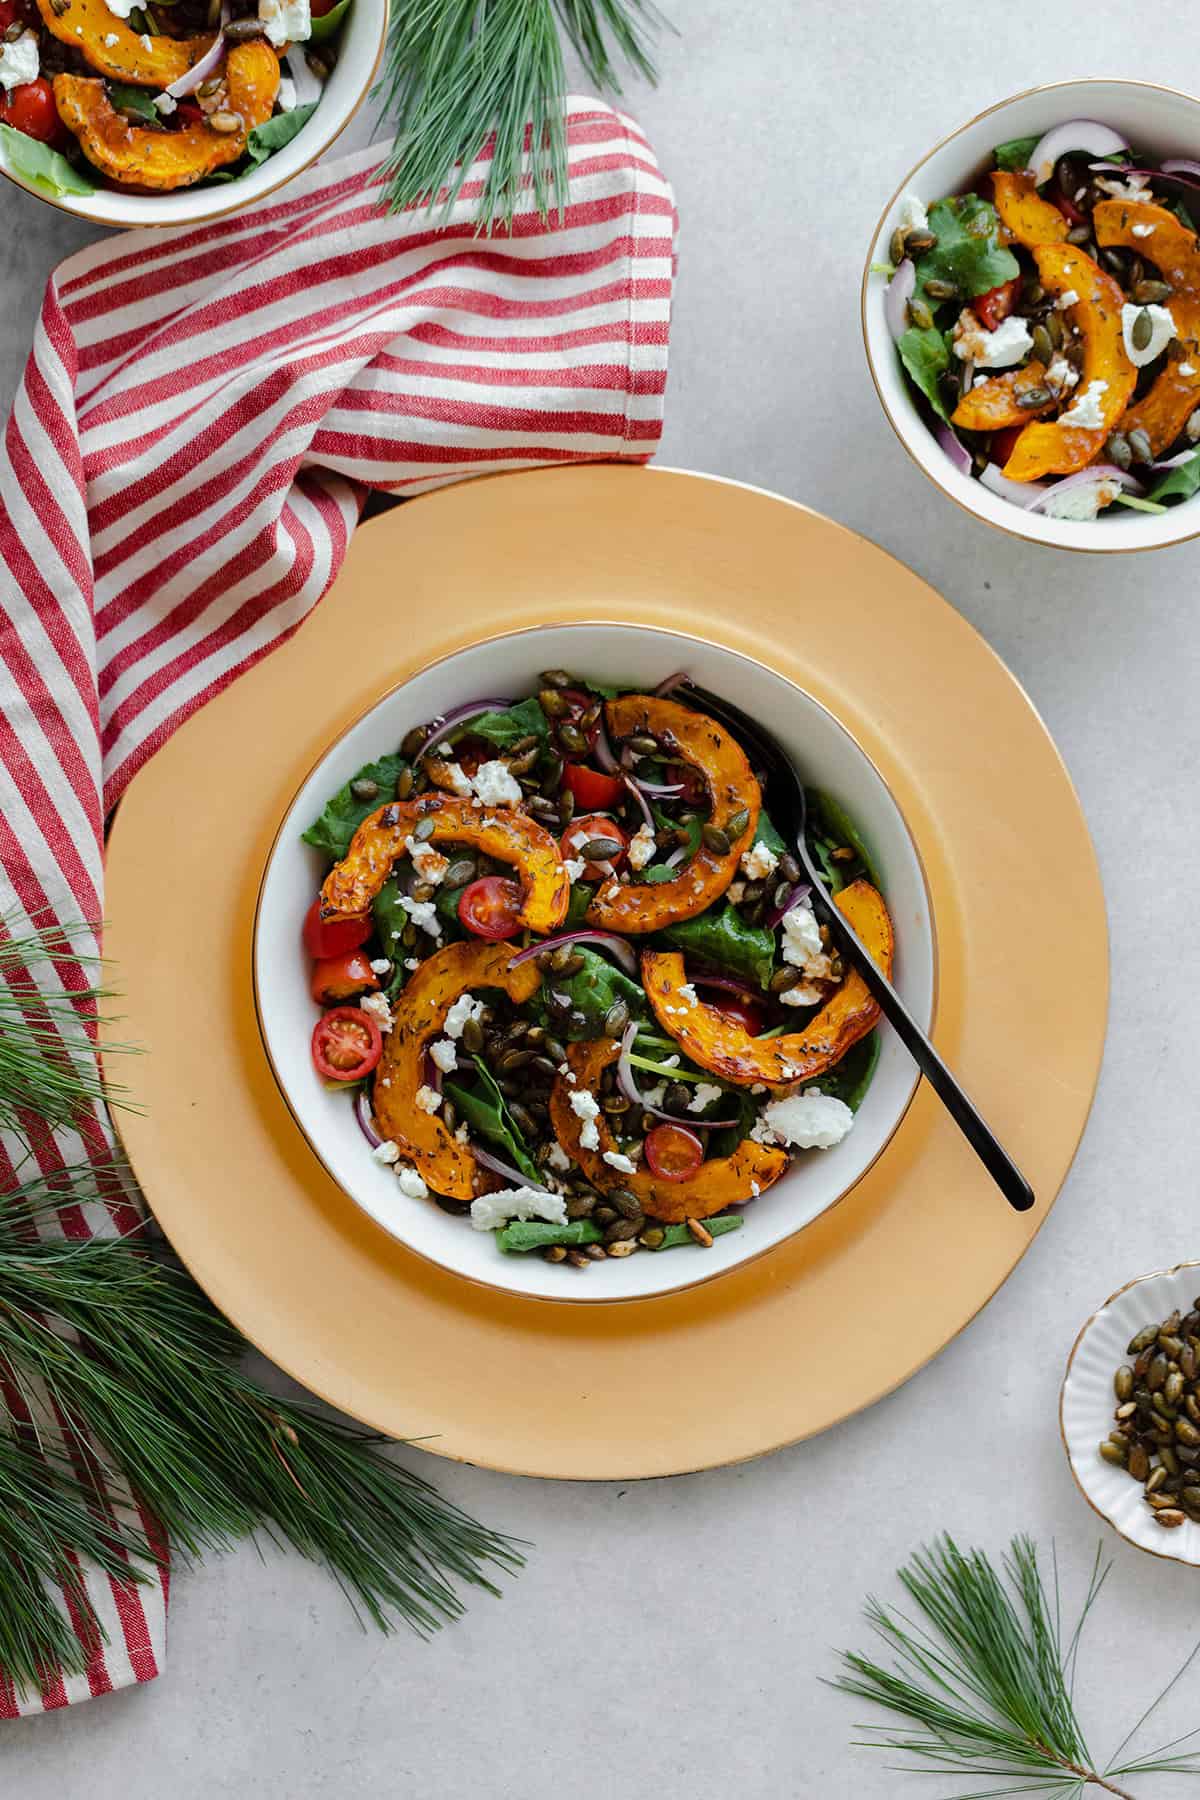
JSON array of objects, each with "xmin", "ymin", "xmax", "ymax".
[
  {"xmin": 311, "ymin": 1006, "xmax": 382, "ymax": 1081},
  {"xmin": 563, "ymin": 762, "xmax": 625, "ymax": 811},
  {"xmin": 310, "ymin": 950, "xmax": 379, "ymax": 1005},
  {"xmin": 302, "ymin": 897, "xmax": 372, "ymax": 960},
  {"xmin": 0, "ymin": 78, "xmax": 65, "ymax": 147},
  {"xmin": 975, "ymin": 278, "xmax": 1020, "ymax": 331}
]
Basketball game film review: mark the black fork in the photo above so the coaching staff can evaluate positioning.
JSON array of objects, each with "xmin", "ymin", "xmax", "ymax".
[{"xmin": 675, "ymin": 680, "xmax": 1034, "ymax": 1214}]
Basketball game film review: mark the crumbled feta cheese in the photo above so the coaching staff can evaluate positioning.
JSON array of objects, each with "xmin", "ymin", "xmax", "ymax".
[
  {"xmin": 688, "ymin": 1082, "xmax": 724, "ymax": 1113},
  {"xmin": 780, "ymin": 981, "xmax": 824, "ymax": 1006},
  {"xmin": 1055, "ymin": 288, "xmax": 1079, "ymax": 310},
  {"xmin": 154, "ymin": 91, "xmax": 177, "ymax": 115},
  {"xmin": 952, "ymin": 308, "xmax": 1033, "ymax": 370},
  {"xmin": 454, "ymin": 1122, "xmax": 470, "ymax": 1143},
  {"xmin": 1057, "ymin": 378, "xmax": 1109, "ymax": 430},
  {"xmin": 444, "ymin": 992, "xmax": 484, "ymax": 1039},
  {"xmin": 727, "ymin": 880, "xmax": 746, "ymax": 903},
  {"xmin": 544, "ymin": 1142, "xmax": 572, "ymax": 1173},
  {"xmin": 404, "ymin": 835, "xmax": 449, "ymax": 886},
  {"xmin": 558, "ymin": 1061, "xmax": 577, "ymax": 1084},
  {"xmin": 0, "ymin": 31, "xmax": 39, "ymax": 92},
  {"xmin": 564, "ymin": 857, "xmax": 587, "ymax": 884},
  {"xmin": 140, "ymin": 33, "xmax": 152, "ymax": 49},
  {"xmin": 628, "ymin": 822, "xmax": 656, "ymax": 870},
  {"xmin": 569, "ymin": 1089, "xmax": 602, "ymax": 1150},
  {"xmin": 428, "ymin": 1037, "xmax": 458, "ymax": 1074},
  {"xmin": 1180, "ymin": 362, "xmax": 1196, "ymax": 377},
  {"xmin": 642, "ymin": 1082, "xmax": 666, "ymax": 1106},
  {"xmin": 740, "ymin": 839, "xmax": 778, "ymax": 881},
  {"xmin": 781, "ymin": 902, "xmax": 824, "ymax": 971},
  {"xmin": 749, "ymin": 1181, "xmax": 761, "ymax": 1198},
  {"xmin": 1121, "ymin": 303, "xmax": 1175, "ymax": 369},
  {"xmin": 676, "ymin": 982, "xmax": 698, "ymax": 1005},
  {"xmin": 404, "ymin": 957, "xmax": 420, "ymax": 971},
  {"xmin": 371, "ymin": 1140, "xmax": 400, "ymax": 1164},
  {"xmin": 276, "ymin": 75, "xmax": 297, "ymax": 111},
  {"xmin": 360, "ymin": 992, "xmax": 394, "ymax": 1032},
  {"xmin": 471, "ymin": 760, "xmax": 523, "ymax": 807},
  {"xmin": 258, "ymin": 0, "xmax": 311, "ymax": 47},
  {"xmin": 398, "ymin": 895, "xmax": 442, "ymax": 938},
  {"xmin": 1041, "ymin": 475, "xmax": 1125, "ymax": 521},
  {"xmin": 897, "ymin": 193, "xmax": 928, "ymax": 234},
  {"xmin": 751, "ymin": 1082, "xmax": 766, "ymax": 1094},
  {"xmin": 1132, "ymin": 222, "xmax": 1155, "ymax": 238},
  {"xmin": 415, "ymin": 1085, "xmax": 442, "ymax": 1114},
  {"xmin": 369, "ymin": 957, "xmax": 391, "ymax": 975},
  {"xmin": 659, "ymin": 1054, "xmax": 680, "ymax": 1069},
  {"xmin": 469, "ymin": 1186, "xmax": 566, "ymax": 1231},
  {"xmin": 396, "ymin": 1164, "xmax": 428, "ymax": 1199},
  {"xmin": 1046, "ymin": 355, "xmax": 1080, "ymax": 392},
  {"xmin": 602, "ymin": 1149, "xmax": 637, "ymax": 1175},
  {"xmin": 103, "ymin": 0, "xmax": 136, "ymax": 15},
  {"xmin": 751, "ymin": 1090, "xmax": 854, "ymax": 1150},
  {"xmin": 439, "ymin": 761, "xmax": 473, "ymax": 797},
  {"xmin": 104, "ymin": 31, "xmax": 120, "ymax": 45},
  {"xmin": 1095, "ymin": 173, "xmax": 1151, "ymax": 203},
  {"xmin": 1189, "ymin": 408, "xmax": 1200, "ymax": 442}
]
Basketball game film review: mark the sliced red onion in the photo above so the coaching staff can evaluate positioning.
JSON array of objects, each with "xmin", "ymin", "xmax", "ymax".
[
  {"xmin": 934, "ymin": 420, "xmax": 972, "ymax": 478},
  {"xmin": 979, "ymin": 462, "xmax": 1050, "ymax": 506},
  {"xmin": 616, "ymin": 1021, "xmax": 736, "ymax": 1126},
  {"xmin": 1027, "ymin": 121, "xmax": 1128, "ymax": 186},
  {"xmin": 691, "ymin": 973, "xmax": 759, "ymax": 1001},
  {"xmin": 410, "ymin": 698, "xmax": 514, "ymax": 765},
  {"xmin": 162, "ymin": 5, "xmax": 228, "ymax": 99},
  {"xmin": 764, "ymin": 881, "xmax": 812, "ymax": 929},
  {"xmin": 355, "ymin": 1089, "xmax": 382, "ymax": 1149},
  {"xmin": 1088, "ymin": 161, "xmax": 1200, "ymax": 193},
  {"xmin": 622, "ymin": 776, "xmax": 655, "ymax": 834},
  {"xmin": 885, "ymin": 258, "xmax": 915, "ymax": 341},
  {"xmin": 471, "ymin": 1144, "xmax": 559, "ymax": 1193},
  {"xmin": 1161, "ymin": 158, "xmax": 1200, "ymax": 181},
  {"xmin": 285, "ymin": 42, "xmax": 324, "ymax": 107},
  {"xmin": 592, "ymin": 710, "xmax": 618, "ymax": 772},
  {"xmin": 508, "ymin": 929, "xmax": 638, "ymax": 977},
  {"xmin": 630, "ymin": 775, "xmax": 684, "ymax": 798},
  {"xmin": 1152, "ymin": 448, "xmax": 1199, "ymax": 471},
  {"xmin": 654, "ymin": 671, "xmax": 689, "ymax": 698},
  {"xmin": 663, "ymin": 843, "xmax": 691, "ymax": 869},
  {"xmin": 1026, "ymin": 465, "xmax": 1144, "ymax": 518}
]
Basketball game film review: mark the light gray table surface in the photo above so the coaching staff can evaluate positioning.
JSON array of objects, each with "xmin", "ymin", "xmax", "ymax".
[{"xmin": 5, "ymin": 5, "xmax": 1200, "ymax": 1795}]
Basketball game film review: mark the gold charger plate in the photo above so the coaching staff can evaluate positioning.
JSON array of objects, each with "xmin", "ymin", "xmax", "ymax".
[{"xmin": 106, "ymin": 466, "xmax": 1108, "ymax": 1479}]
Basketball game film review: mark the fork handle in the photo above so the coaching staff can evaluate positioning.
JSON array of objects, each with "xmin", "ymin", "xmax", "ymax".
[{"xmin": 809, "ymin": 887, "xmax": 1035, "ymax": 1214}]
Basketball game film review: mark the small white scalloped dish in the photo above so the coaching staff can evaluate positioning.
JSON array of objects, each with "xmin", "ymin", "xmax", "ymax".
[
  {"xmin": 1061, "ymin": 1262, "xmax": 1200, "ymax": 1564},
  {"xmin": 253, "ymin": 623, "xmax": 936, "ymax": 1305}
]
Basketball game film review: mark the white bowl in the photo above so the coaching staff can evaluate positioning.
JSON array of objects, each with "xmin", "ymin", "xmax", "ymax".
[
  {"xmin": 862, "ymin": 78, "xmax": 1200, "ymax": 553},
  {"xmin": 0, "ymin": 0, "xmax": 388, "ymax": 229},
  {"xmin": 253, "ymin": 622, "xmax": 936, "ymax": 1304},
  {"xmin": 1061, "ymin": 1262, "xmax": 1200, "ymax": 1565}
]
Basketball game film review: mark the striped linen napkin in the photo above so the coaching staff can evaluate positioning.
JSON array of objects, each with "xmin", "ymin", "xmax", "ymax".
[{"xmin": 0, "ymin": 98, "xmax": 675, "ymax": 1714}]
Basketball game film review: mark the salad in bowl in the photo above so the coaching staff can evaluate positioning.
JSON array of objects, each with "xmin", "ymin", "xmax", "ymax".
[
  {"xmin": 0, "ymin": 0, "xmax": 355, "ymax": 202},
  {"xmin": 875, "ymin": 115, "xmax": 1200, "ymax": 524},
  {"xmin": 291, "ymin": 672, "xmax": 898, "ymax": 1280}
]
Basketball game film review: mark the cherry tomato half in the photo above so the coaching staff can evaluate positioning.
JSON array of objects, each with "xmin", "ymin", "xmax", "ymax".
[
  {"xmin": 644, "ymin": 1121, "xmax": 705, "ymax": 1182},
  {"xmin": 563, "ymin": 761, "xmax": 625, "ymax": 812},
  {"xmin": 560, "ymin": 813, "xmax": 628, "ymax": 881},
  {"xmin": 990, "ymin": 423, "xmax": 1024, "ymax": 467},
  {"xmin": 311, "ymin": 1006, "xmax": 382, "ymax": 1081},
  {"xmin": 0, "ymin": 78, "xmax": 64, "ymax": 146},
  {"xmin": 458, "ymin": 875, "xmax": 524, "ymax": 940},
  {"xmin": 310, "ymin": 949, "xmax": 379, "ymax": 1005},
  {"xmin": 705, "ymin": 992, "xmax": 766, "ymax": 1036},
  {"xmin": 302, "ymin": 896, "xmax": 372, "ymax": 960},
  {"xmin": 975, "ymin": 277, "xmax": 1020, "ymax": 331}
]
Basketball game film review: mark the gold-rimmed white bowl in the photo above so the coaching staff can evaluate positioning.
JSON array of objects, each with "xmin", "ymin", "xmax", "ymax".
[
  {"xmin": 1061, "ymin": 1262, "xmax": 1200, "ymax": 1565},
  {"xmin": 0, "ymin": 0, "xmax": 388, "ymax": 229},
  {"xmin": 252, "ymin": 621, "xmax": 937, "ymax": 1305},
  {"xmin": 862, "ymin": 78, "xmax": 1200, "ymax": 554}
]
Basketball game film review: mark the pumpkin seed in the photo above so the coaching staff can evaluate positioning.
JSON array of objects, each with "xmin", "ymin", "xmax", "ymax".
[
  {"xmin": 1183, "ymin": 1345, "xmax": 1198, "ymax": 1382},
  {"xmin": 889, "ymin": 227, "xmax": 906, "ymax": 267},
  {"xmin": 593, "ymin": 1204, "xmax": 617, "ymax": 1228},
  {"xmin": 726, "ymin": 807, "xmax": 751, "ymax": 840},
  {"xmin": 1127, "ymin": 426, "xmax": 1153, "ymax": 465},
  {"xmin": 604, "ymin": 998, "xmax": 630, "ymax": 1038},
  {"xmin": 1066, "ymin": 224, "xmax": 1091, "ymax": 246},
  {"xmin": 686, "ymin": 1217, "xmax": 714, "ymax": 1246},
  {"xmin": 779, "ymin": 853, "xmax": 801, "ymax": 885},
  {"xmin": 1133, "ymin": 279, "xmax": 1172, "ymax": 304},
  {"xmin": 628, "ymin": 735, "xmax": 660, "ymax": 755},
  {"xmin": 1017, "ymin": 386, "xmax": 1052, "ymax": 409},
  {"xmin": 1106, "ymin": 433, "xmax": 1133, "ymax": 471},
  {"xmin": 1128, "ymin": 1442, "xmax": 1150, "ymax": 1481},
  {"xmin": 224, "ymin": 15, "xmax": 267, "ymax": 38},
  {"xmin": 611, "ymin": 1189, "xmax": 643, "ymax": 1221},
  {"xmin": 1148, "ymin": 1353, "xmax": 1169, "ymax": 1392},
  {"xmin": 1023, "ymin": 279, "xmax": 1045, "ymax": 306},
  {"xmin": 538, "ymin": 688, "xmax": 568, "ymax": 718},
  {"xmin": 1115, "ymin": 1364, "xmax": 1135, "ymax": 1402},
  {"xmin": 507, "ymin": 747, "xmax": 540, "ymax": 777},
  {"xmin": 208, "ymin": 110, "xmax": 244, "ymax": 134},
  {"xmin": 349, "ymin": 776, "xmax": 379, "ymax": 802},
  {"xmin": 664, "ymin": 1083, "xmax": 692, "ymax": 1114},
  {"xmin": 907, "ymin": 296, "xmax": 934, "ymax": 332},
  {"xmin": 605, "ymin": 1217, "xmax": 639, "ymax": 1244},
  {"xmin": 395, "ymin": 766, "xmax": 415, "ymax": 800},
  {"xmin": 701, "ymin": 824, "xmax": 731, "ymax": 855},
  {"xmin": 606, "ymin": 1239, "xmax": 637, "ymax": 1258},
  {"xmin": 903, "ymin": 228, "xmax": 936, "ymax": 256},
  {"xmin": 461, "ymin": 1016, "xmax": 485, "ymax": 1054},
  {"xmin": 1031, "ymin": 324, "xmax": 1054, "ymax": 364},
  {"xmin": 541, "ymin": 1244, "xmax": 568, "ymax": 1263},
  {"xmin": 1176, "ymin": 1417, "xmax": 1200, "ymax": 1446},
  {"xmin": 540, "ymin": 669, "xmax": 573, "ymax": 688},
  {"xmin": 1167, "ymin": 1370, "xmax": 1186, "ymax": 1405},
  {"xmin": 639, "ymin": 1225, "xmax": 666, "ymax": 1250},
  {"xmin": 1155, "ymin": 1509, "xmax": 1187, "ymax": 1529},
  {"xmin": 401, "ymin": 726, "xmax": 426, "ymax": 757},
  {"xmin": 1131, "ymin": 308, "xmax": 1154, "ymax": 353},
  {"xmin": 565, "ymin": 1194, "xmax": 595, "ymax": 1220},
  {"xmin": 543, "ymin": 1035, "xmax": 567, "ymax": 1065},
  {"xmin": 601, "ymin": 1091, "xmax": 630, "ymax": 1114},
  {"xmin": 1181, "ymin": 1486, "xmax": 1200, "ymax": 1511},
  {"xmin": 580, "ymin": 835, "xmax": 623, "ymax": 861},
  {"xmin": 1146, "ymin": 1465, "xmax": 1169, "ymax": 1495},
  {"xmin": 1099, "ymin": 1439, "xmax": 1128, "ymax": 1466},
  {"xmin": 1047, "ymin": 309, "xmax": 1065, "ymax": 349},
  {"xmin": 1161, "ymin": 1443, "xmax": 1181, "ymax": 1475},
  {"xmin": 924, "ymin": 277, "xmax": 959, "ymax": 301},
  {"xmin": 558, "ymin": 722, "xmax": 587, "ymax": 755},
  {"xmin": 559, "ymin": 788, "xmax": 576, "ymax": 823}
]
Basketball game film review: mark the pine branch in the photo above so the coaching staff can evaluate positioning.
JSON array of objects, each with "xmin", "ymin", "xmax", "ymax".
[
  {"xmin": 0, "ymin": 1162, "xmax": 523, "ymax": 1695},
  {"xmin": 835, "ymin": 1536, "xmax": 1200, "ymax": 1798},
  {"xmin": 375, "ymin": 0, "xmax": 666, "ymax": 228}
]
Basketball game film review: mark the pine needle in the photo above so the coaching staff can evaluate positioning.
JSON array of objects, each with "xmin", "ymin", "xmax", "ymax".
[
  {"xmin": 375, "ymin": 0, "xmax": 666, "ymax": 228},
  {"xmin": 835, "ymin": 1536, "xmax": 1200, "ymax": 1799}
]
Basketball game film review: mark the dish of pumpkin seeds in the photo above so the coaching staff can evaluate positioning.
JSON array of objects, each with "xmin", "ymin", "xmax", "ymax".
[
  {"xmin": 878, "ymin": 116, "xmax": 1200, "ymax": 520},
  {"xmin": 295, "ymin": 672, "xmax": 897, "ymax": 1271},
  {"xmin": 1100, "ymin": 1301, "xmax": 1200, "ymax": 1528}
]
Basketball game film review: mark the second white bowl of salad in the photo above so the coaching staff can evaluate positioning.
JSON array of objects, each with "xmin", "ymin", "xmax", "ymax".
[
  {"xmin": 863, "ymin": 79, "xmax": 1200, "ymax": 551},
  {"xmin": 254, "ymin": 623, "xmax": 936, "ymax": 1304}
]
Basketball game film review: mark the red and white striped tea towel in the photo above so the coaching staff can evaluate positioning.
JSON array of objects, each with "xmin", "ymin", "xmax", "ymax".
[{"xmin": 0, "ymin": 98, "xmax": 675, "ymax": 1715}]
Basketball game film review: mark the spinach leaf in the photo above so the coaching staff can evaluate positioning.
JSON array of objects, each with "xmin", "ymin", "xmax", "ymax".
[
  {"xmin": 373, "ymin": 878, "xmax": 424, "ymax": 993},
  {"xmin": 642, "ymin": 804, "xmax": 700, "ymax": 884},
  {"xmin": 541, "ymin": 946, "xmax": 644, "ymax": 1039},
  {"xmin": 1145, "ymin": 449, "xmax": 1200, "ymax": 506},
  {"xmin": 993, "ymin": 134, "xmax": 1039, "ymax": 172},
  {"xmin": 755, "ymin": 809, "xmax": 787, "ymax": 859},
  {"xmin": 444, "ymin": 1060, "xmax": 541, "ymax": 1183},
  {"xmin": 107, "ymin": 83, "xmax": 162, "ymax": 125},
  {"xmin": 564, "ymin": 882, "xmax": 593, "ymax": 928},
  {"xmin": 301, "ymin": 754, "xmax": 405, "ymax": 860},
  {"xmin": 818, "ymin": 1031, "xmax": 881, "ymax": 1113},
  {"xmin": 246, "ymin": 103, "xmax": 318, "ymax": 166},
  {"xmin": 469, "ymin": 696, "xmax": 549, "ymax": 751},
  {"xmin": 309, "ymin": 0, "xmax": 351, "ymax": 39},
  {"xmin": 436, "ymin": 883, "xmax": 467, "ymax": 927},
  {"xmin": 916, "ymin": 195, "xmax": 1020, "ymax": 301},
  {"xmin": 0, "ymin": 124, "xmax": 94, "ymax": 197},
  {"xmin": 658, "ymin": 904, "xmax": 775, "ymax": 992},
  {"xmin": 707, "ymin": 1088, "xmax": 758, "ymax": 1161},
  {"xmin": 580, "ymin": 679, "xmax": 633, "ymax": 698},
  {"xmin": 897, "ymin": 323, "xmax": 950, "ymax": 420},
  {"xmin": 811, "ymin": 791, "xmax": 882, "ymax": 889}
]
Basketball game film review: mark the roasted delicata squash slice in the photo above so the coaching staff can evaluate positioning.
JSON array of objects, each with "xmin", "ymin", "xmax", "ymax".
[
  {"xmin": 321, "ymin": 794, "xmax": 570, "ymax": 935},
  {"xmin": 54, "ymin": 41, "xmax": 279, "ymax": 192},
  {"xmin": 1002, "ymin": 243, "xmax": 1136, "ymax": 480},
  {"xmin": 549, "ymin": 1038, "xmax": 787, "ymax": 1223},
  {"xmin": 642, "ymin": 880, "xmax": 893, "ymax": 1089},
  {"xmin": 372, "ymin": 941, "xmax": 541, "ymax": 1200},
  {"xmin": 37, "ymin": 0, "xmax": 216, "ymax": 86},
  {"xmin": 952, "ymin": 361, "xmax": 1058, "ymax": 432},
  {"xmin": 1093, "ymin": 198, "xmax": 1200, "ymax": 455},
  {"xmin": 990, "ymin": 171, "xmax": 1070, "ymax": 248},
  {"xmin": 584, "ymin": 694, "xmax": 759, "ymax": 934}
]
